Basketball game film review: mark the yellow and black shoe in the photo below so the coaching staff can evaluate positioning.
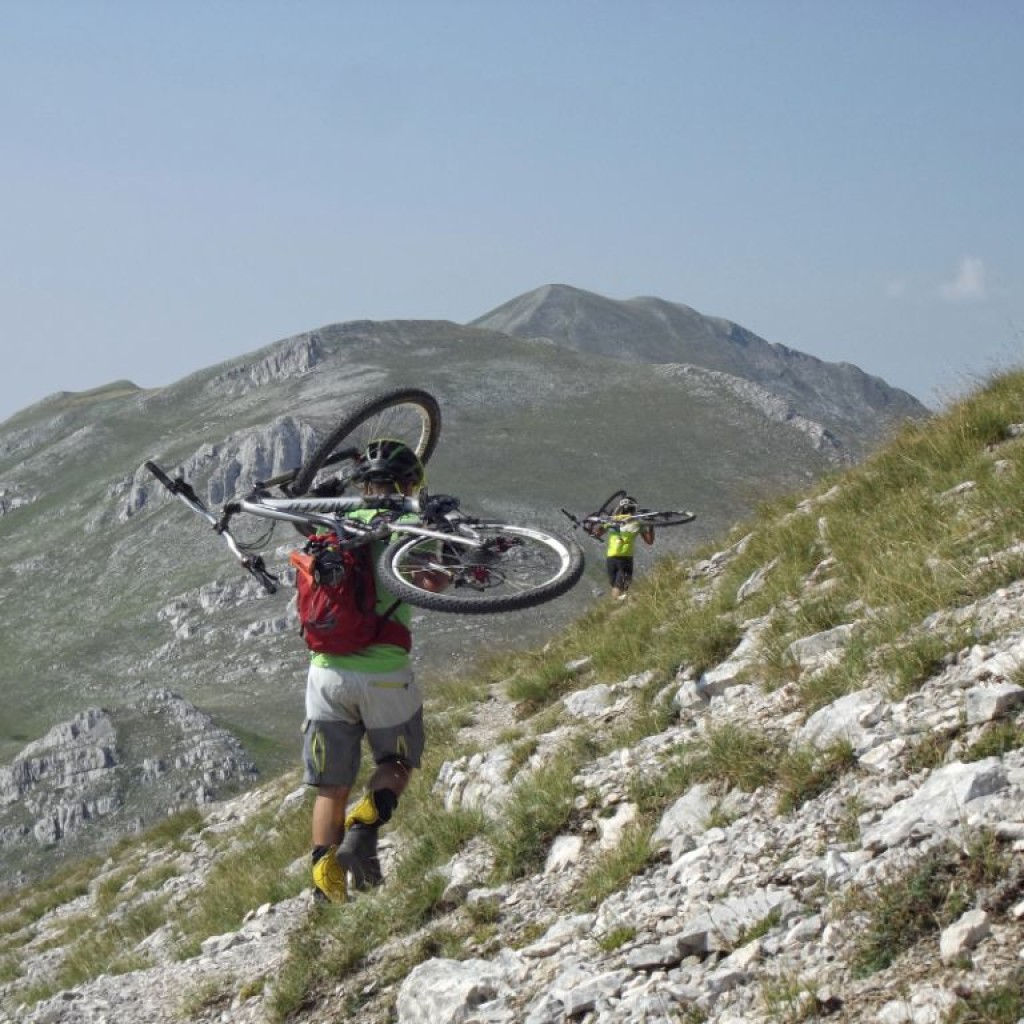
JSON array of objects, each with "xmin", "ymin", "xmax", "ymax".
[{"xmin": 311, "ymin": 846, "xmax": 347, "ymax": 904}]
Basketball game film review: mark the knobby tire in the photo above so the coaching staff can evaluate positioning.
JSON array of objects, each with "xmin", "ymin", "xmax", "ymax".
[
  {"xmin": 290, "ymin": 388, "xmax": 442, "ymax": 496},
  {"xmin": 595, "ymin": 489, "xmax": 627, "ymax": 517},
  {"xmin": 377, "ymin": 523, "xmax": 584, "ymax": 614}
]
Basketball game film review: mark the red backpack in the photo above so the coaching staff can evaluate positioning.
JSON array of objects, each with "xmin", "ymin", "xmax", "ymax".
[{"xmin": 290, "ymin": 533, "xmax": 410, "ymax": 655}]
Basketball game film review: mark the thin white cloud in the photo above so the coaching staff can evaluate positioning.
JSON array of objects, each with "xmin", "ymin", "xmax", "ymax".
[
  {"xmin": 939, "ymin": 256, "xmax": 988, "ymax": 302},
  {"xmin": 885, "ymin": 278, "xmax": 909, "ymax": 298}
]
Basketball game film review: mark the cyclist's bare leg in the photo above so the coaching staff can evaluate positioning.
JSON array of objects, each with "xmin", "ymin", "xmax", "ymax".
[
  {"xmin": 343, "ymin": 759, "xmax": 412, "ymax": 832},
  {"xmin": 609, "ymin": 557, "xmax": 633, "ymax": 600},
  {"xmin": 311, "ymin": 766, "xmax": 408, "ymax": 848},
  {"xmin": 312, "ymin": 784, "xmax": 351, "ymax": 848}
]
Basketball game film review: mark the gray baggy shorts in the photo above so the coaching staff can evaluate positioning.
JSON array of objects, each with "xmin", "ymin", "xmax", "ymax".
[{"xmin": 302, "ymin": 662, "xmax": 424, "ymax": 788}]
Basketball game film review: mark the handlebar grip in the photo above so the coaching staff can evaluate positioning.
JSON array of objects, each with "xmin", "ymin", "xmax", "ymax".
[
  {"xmin": 319, "ymin": 446, "xmax": 361, "ymax": 468},
  {"xmin": 144, "ymin": 460, "xmax": 176, "ymax": 491},
  {"xmin": 255, "ymin": 467, "xmax": 299, "ymax": 489},
  {"xmin": 245, "ymin": 556, "xmax": 279, "ymax": 594}
]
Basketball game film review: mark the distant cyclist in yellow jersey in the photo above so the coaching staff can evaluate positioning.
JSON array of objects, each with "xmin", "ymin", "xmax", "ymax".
[{"xmin": 588, "ymin": 495, "xmax": 654, "ymax": 599}]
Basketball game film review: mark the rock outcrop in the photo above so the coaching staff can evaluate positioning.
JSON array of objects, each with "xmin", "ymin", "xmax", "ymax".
[{"xmin": 0, "ymin": 691, "xmax": 258, "ymax": 890}]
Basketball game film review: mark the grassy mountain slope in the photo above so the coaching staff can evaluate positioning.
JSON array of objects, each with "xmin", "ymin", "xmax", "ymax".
[{"xmin": 3, "ymin": 368, "xmax": 1024, "ymax": 1024}]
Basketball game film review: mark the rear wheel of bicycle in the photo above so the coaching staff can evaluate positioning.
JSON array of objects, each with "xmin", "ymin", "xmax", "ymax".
[
  {"xmin": 633, "ymin": 510, "xmax": 696, "ymax": 527},
  {"xmin": 378, "ymin": 523, "xmax": 584, "ymax": 613},
  {"xmin": 595, "ymin": 489, "xmax": 627, "ymax": 517},
  {"xmin": 290, "ymin": 388, "xmax": 442, "ymax": 496}
]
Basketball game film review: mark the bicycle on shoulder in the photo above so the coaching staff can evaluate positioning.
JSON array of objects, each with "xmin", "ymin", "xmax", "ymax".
[
  {"xmin": 561, "ymin": 488, "xmax": 696, "ymax": 538},
  {"xmin": 144, "ymin": 387, "xmax": 584, "ymax": 614}
]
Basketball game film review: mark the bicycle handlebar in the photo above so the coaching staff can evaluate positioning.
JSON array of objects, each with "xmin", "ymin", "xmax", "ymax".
[
  {"xmin": 146, "ymin": 461, "xmax": 290, "ymax": 593},
  {"xmin": 560, "ymin": 509, "xmax": 617, "ymax": 529},
  {"xmin": 144, "ymin": 461, "xmax": 218, "ymax": 528},
  {"xmin": 560, "ymin": 508, "xmax": 608, "ymax": 544}
]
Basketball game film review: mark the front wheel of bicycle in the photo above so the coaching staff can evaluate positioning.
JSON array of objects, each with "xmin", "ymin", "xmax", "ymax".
[
  {"xmin": 289, "ymin": 388, "xmax": 442, "ymax": 496},
  {"xmin": 378, "ymin": 523, "xmax": 584, "ymax": 614}
]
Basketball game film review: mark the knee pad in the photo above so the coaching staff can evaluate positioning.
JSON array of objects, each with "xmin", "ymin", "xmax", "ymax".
[{"xmin": 345, "ymin": 788, "xmax": 399, "ymax": 829}]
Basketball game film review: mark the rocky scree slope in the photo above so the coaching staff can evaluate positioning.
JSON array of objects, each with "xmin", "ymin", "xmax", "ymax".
[{"xmin": 3, "ymin": 400, "xmax": 1024, "ymax": 1023}]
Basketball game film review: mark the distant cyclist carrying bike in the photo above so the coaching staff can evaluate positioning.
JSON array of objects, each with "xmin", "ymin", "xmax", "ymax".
[
  {"xmin": 585, "ymin": 495, "xmax": 654, "ymax": 600},
  {"xmin": 304, "ymin": 439, "xmax": 448, "ymax": 904}
]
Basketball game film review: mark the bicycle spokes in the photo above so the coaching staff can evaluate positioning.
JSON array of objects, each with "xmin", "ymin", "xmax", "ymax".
[{"xmin": 380, "ymin": 524, "xmax": 583, "ymax": 613}]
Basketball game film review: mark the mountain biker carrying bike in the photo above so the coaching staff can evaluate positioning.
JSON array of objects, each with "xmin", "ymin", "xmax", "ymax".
[
  {"xmin": 585, "ymin": 495, "xmax": 654, "ymax": 599},
  {"xmin": 145, "ymin": 387, "xmax": 583, "ymax": 901},
  {"xmin": 307, "ymin": 439, "xmax": 447, "ymax": 903}
]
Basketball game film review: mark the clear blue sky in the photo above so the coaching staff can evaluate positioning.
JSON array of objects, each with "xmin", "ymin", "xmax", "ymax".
[{"xmin": 2, "ymin": 1, "xmax": 1022, "ymax": 422}]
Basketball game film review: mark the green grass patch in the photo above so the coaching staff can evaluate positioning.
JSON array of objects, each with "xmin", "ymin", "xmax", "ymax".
[
  {"xmin": 597, "ymin": 925, "xmax": 636, "ymax": 952},
  {"xmin": 489, "ymin": 744, "xmax": 581, "ymax": 881},
  {"xmin": 697, "ymin": 723, "xmax": 784, "ymax": 793},
  {"xmin": 948, "ymin": 969, "xmax": 1024, "ymax": 1023},
  {"xmin": 737, "ymin": 907, "xmax": 781, "ymax": 945},
  {"xmin": 113, "ymin": 807, "xmax": 205, "ymax": 856},
  {"xmin": 575, "ymin": 824, "xmax": 654, "ymax": 910},
  {"xmin": 172, "ymin": 805, "xmax": 311, "ymax": 958},
  {"xmin": 905, "ymin": 731, "xmax": 956, "ymax": 775},
  {"xmin": 776, "ymin": 740, "xmax": 856, "ymax": 814},
  {"xmin": 0, "ymin": 860, "xmax": 95, "ymax": 934},
  {"xmin": 179, "ymin": 976, "xmax": 238, "ymax": 1020},
  {"xmin": 0, "ymin": 955, "xmax": 22, "ymax": 984},
  {"xmin": 964, "ymin": 719, "xmax": 1024, "ymax": 761},
  {"xmin": 879, "ymin": 629, "xmax": 955, "ymax": 699},
  {"xmin": 795, "ymin": 647, "xmax": 869, "ymax": 712},
  {"xmin": 19, "ymin": 897, "xmax": 167, "ymax": 1005},
  {"xmin": 628, "ymin": 745, "xmax": 703, "ymax": 816},
  {"xmin": 850, "ymin": 831, "xmax": 1010, "ymax": 977},
  {"xmin": 505, "ymin": 657, "xmax": 579, "ymax": 708},
  {"xmin": 760, "ymin": 974, "xmax": 826, "ymax": 1023}
]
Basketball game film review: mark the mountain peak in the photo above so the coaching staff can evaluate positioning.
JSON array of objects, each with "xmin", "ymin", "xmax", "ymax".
[{"xmin": 470, "ymin": 284, "xmax": 927, "ymax": 441}]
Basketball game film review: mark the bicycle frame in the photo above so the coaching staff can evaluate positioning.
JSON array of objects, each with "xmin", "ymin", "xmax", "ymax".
[
  {"xmin": 233, "ymin": 492, "xmax": 502, "ymax": 550},
  {"xmin": 231, "ymin": 492, "xmax": 413, "ymax": 534}
]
